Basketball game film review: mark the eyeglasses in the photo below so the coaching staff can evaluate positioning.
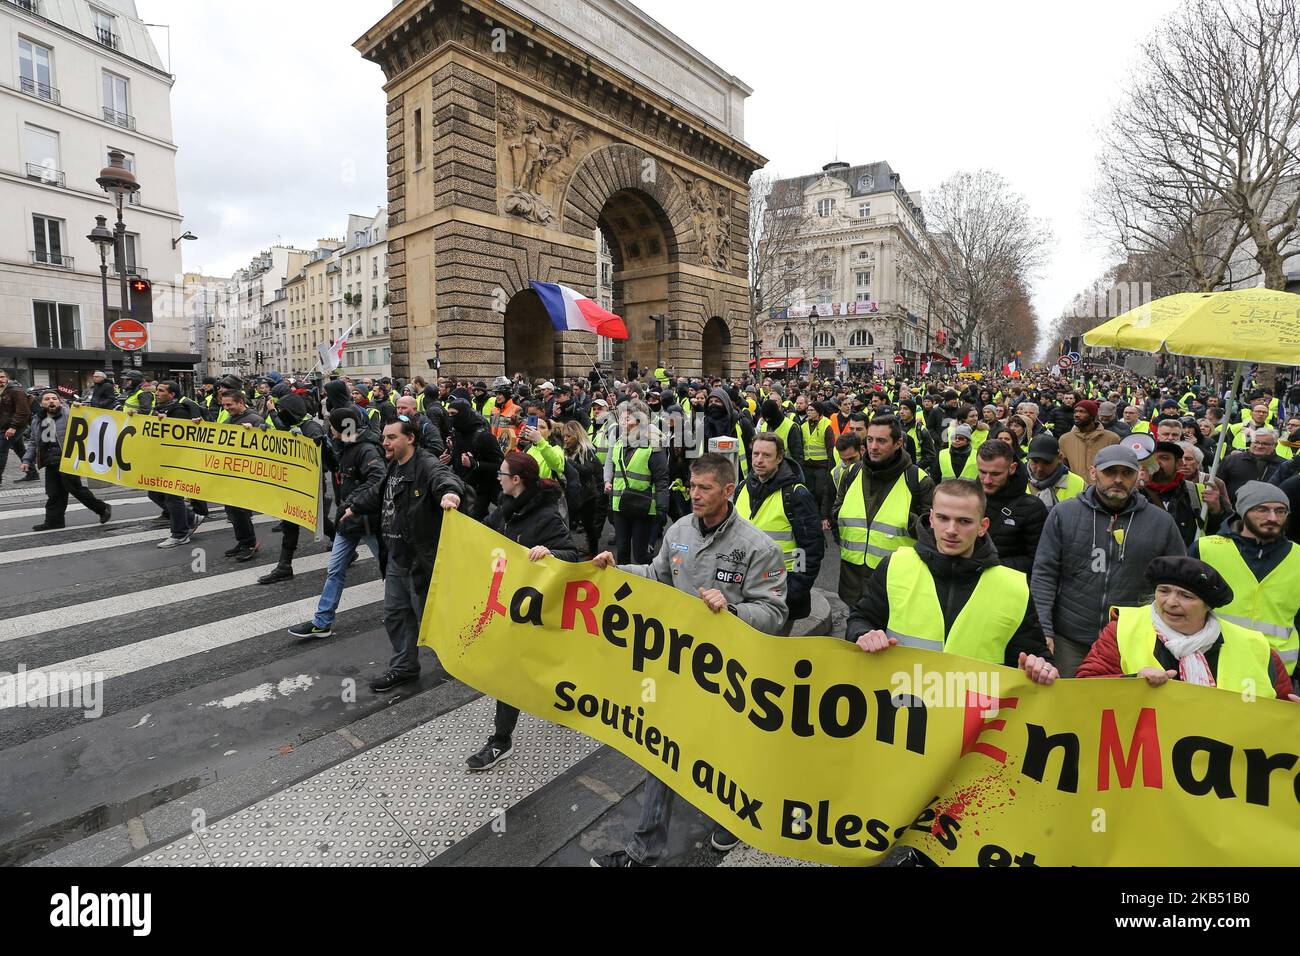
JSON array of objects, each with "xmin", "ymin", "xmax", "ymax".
[{"xmin": 496, "ymin": 470, "xmax": 513, "ymax": 478}]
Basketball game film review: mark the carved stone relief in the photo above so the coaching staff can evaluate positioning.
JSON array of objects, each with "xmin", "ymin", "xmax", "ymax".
[{"xmin": 498, "ymin": 89, "xmax": 591, "ymax": 226}]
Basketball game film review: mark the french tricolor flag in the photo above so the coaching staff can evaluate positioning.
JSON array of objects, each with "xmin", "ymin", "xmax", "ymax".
[{"xmin": 530, "ymin": 281, "xmax": 629, "ymax": 339}]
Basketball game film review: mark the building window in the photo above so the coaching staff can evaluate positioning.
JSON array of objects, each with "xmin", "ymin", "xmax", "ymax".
[
  {"xmin": 816, "ymin": 198, "xmax": 835, "ymax": 217},
  {"xmin": 414, "ymin": 108, "xmax": 423, "ymax": 165},
  {"xmin": 598, "ymin": 336, "xmax": 613, "ymax": 363},
  {"xmin": 858, "ymin": 203, "xmax": 871, "ymax": 218},
  {"xmin": 857, "ymin": 249, "xmax": 871, "ymax": 262},
  {"xmin": 849, "ymin": 329, "xmax": 874, "ymax": 347},
  {"xmin": 814, "ymin": 331, "xmax": 836, "ymax": 349},
  {"xmin": 855, "ymin": 292, "xmax": 873, "ymax": 303},
  {"xmin": 23, "ymin": 124, "xmax": 60, "ymax": 183},
  {"xmin": 18, "ymin": 37, "xmax": 56, "ymax": 101},
  {"xmin": 367, "ymin": 348, "xmax": 377, "ymax": 365},
  {"xmin": 818, "ymin": 275, "xmax": 832, "ymax": 292},
  {"xmin": 383, "ymin": 348, "xmax": 390, "ymax": 364},
  {"xmin": 90, "ymin": 7, "xmax": 118, "ymax": 48},
  {"xmin": 102, "ymin": 71, "xmax": 131, "ymax": 127},
  {"xmin": 115, "ymin": 233, "xmax": 139, "ymax": 274},
  {"xmin": 34, "ymin": 301, "xmax": 81, "ymax": 349},
  {"xmin": 856, "ymin": 270, "xmax": 871, "ymax": 288},
  {"xmin": 32, "ymin": 214, "xmax": 65, "ymax": 266},
  {"xmin": 777, "ymin": 332, "xmax": 800, "ymax": 349}
]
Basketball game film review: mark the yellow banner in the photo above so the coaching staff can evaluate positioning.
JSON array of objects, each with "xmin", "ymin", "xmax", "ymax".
[
  {"xmin": 60, "ymin": 407, "xmax": 321, "ymax": 531},
  {"xmin": 423, "ymin": 511, "xmax": 1300, "ymax": 866}
]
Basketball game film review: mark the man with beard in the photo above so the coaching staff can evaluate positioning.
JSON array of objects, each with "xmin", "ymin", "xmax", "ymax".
[
  {"xmin": 445, "ymin": 399, "xmax": 501, "ymax": 519},
  {"xmin": 1193, "ymin": 481, "xmax": 1300, "ymax": 675},
  {"xmin": 1058, "ymin": 399, "xmax": 1119, "ymax": 482},
  {"xmin": 1140, "ymin": 440, "xmax": 1224, "ymax": 548},
  {"xmin": 1031, "ymin": 445, "xmax": 1186, "ymax": 677},
  {"xmin": 22, "ymin": 391, "xmax": 112, "ymax": 530},
  {"xmin": 976, "ymin": 439, "xmax": 1047, "ymax": 573},
  {"xmin": 833, "ymin": 415, "xmax": 935, "ymax": 606},
  {"xmin": 1025, "ymin": 434, "xmax": 1084, "ymax": 509}
]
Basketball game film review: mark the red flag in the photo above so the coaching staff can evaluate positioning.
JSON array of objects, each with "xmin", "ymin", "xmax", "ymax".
[{"xmin": 961, "ymin": 353, "xmax": 971, "ymax": 368}]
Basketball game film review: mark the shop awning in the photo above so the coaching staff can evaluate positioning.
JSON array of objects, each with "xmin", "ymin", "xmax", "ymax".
[{"xmin": 751, "ymin": 357, "xmax": 802, "ymax": 370}]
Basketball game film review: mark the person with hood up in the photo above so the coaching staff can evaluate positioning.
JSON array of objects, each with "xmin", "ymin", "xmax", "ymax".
[
  {"xmin": 258, "ymin": 392, "xmax": 328, "ymax": 584},
  {"xmin": 735, "ymin": 432, "xmax": 823, "ymax": 634},
  {"xmin": 975, "ymin": 439, "xmax": 1047, "ymax": 573},
  {"xmin": 287, "ymin": 407, "xmax": 386, "ymax": 639},
  {"xmin": 465, "ymin": 452, "xmax": 584, "ymax": 771},
  {"xmin": 757, "ymin": 398, "xmax": 803, "ymax": 464},
  {"xmin": 22, "ymin": 390, "xmax": 112, "ymax": 530},
  {"xmin": 1031, "ymin": 444, "xmax": 1187, "ymax": 677},
  {"xmin": 446, "ymin": 398, "xmax": 503, "ymax": 520},
  {"xmin": 703, "ymin": 387, "xmax": 754, "ymax": 480}
]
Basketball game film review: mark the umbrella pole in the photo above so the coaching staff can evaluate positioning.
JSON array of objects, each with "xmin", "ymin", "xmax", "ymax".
[{"xmin": 1201, "ymin": 360, "xmax": 1242, "ymax": 528}]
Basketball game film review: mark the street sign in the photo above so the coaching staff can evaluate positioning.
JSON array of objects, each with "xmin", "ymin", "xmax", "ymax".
[
  {"xmin": 1068, "ymin": 351, "xmax": 1081, "ymax": 364},
  {"xmin": 893, "ymin": 354, "xmax": 904, "ymax": 365},
  {"xmin": 108, "ymin": 318, "xmax": 148, "ymax": 351},
  {"xmin": 1058, "ymin": 356, "xmax": 1072, "ymax": 370}
]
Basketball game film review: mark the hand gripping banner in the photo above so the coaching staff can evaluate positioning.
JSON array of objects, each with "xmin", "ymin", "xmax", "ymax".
[
  {"xmin": 422, "ymin": 511, "xmax": 1300, "ymax": 866},
  {"xmin": 60, "ymin": 407, "xmax": 322, "ymax": 531}
]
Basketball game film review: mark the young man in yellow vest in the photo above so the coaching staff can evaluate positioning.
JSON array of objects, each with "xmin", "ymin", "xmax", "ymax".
[
  {"xmin": 735, "ymin": 432, "xmax": 824, "ymax": 635},
  {"xmin": 800, "ymin": 401, "xmax": 836, "ymax": 524},
  {"xmin": 833, "ymin": 414, "xmax": 935, "ymax": 607},
  {"xmin": 1191, "ymin": 481, "xmax": 1300, "ymax": 676},
  {"xmin": 847, "ymin": 478, "xmax": 1057, "ymax": 680}
]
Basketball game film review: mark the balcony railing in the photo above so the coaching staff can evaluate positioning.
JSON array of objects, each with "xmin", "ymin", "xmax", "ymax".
[
  {"xmin": 95, "ymin": 26, "xmax": 120, "ymax": 50},
  {"xmin": 31, "ymin": 250, "xmax": 74, "ymax": 269},
  {"xmin": 103, "ymin": 107, "xmax": 135, "ymax": 130},
  {"xmin": 25, "ymin": 163, "xmax": 65, "ymax": 187},
  {"xmin": 18, "ymin": 74, "xmax": 59, "ymax": 104},
  {"xmin": 116, "ymin": 264, "xmax": 147, "ymax": 279},
  {"xmin": 6, "ymin": 0, "xmax": 39, "ymax": 14}
]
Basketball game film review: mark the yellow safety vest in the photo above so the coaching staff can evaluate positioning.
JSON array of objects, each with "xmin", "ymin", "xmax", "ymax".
[
  {"xmin": 591, "ymin": 422, "xmax": 612, "ymax": 466},
  {"xmin": 883, "ymin": 547, "xmax": 1028, "ymax": 663},
  {"xmin": 769, "ymin": 416, "xmax": 794, "ymax": 451},
  {"xmin": 122, "ymin": 389, "xmax": 148, "ymax": 412},
  {"xmin": 838, "ymin": 465, "xmax": 917, "ymax": 568},
  {"xmin": 938, "ymin": 447, "xmax": 978, "ymax": 480},
  {"xmin": 416, "ymin": 393, "xmax": 425, "ymax": 412},
  {"xmin": 1116, "ymin": 605, "xmax": 1272, "ymax": 694},
  {"xmin": 735, "ymin": 422, "xmax": 749, "ymax": 480},
  {"xmin": 736, "ymin": 481, "xmax": 803, "ymax": 572},
  {"xmin": 802, "ymin": 418, "xmax": 830, "ymax": 462},
  {"xmin": 1026, "ymin": 469, "xmax": 1085, "ymax": 505},
  {"xmin": 528, "ymin": 442, "xmax": 556, "ymax": 480},
  {"xmin": 611, "ymin": 442, "xmax": 656, "ymax": 516},
  {"xmin": 1197, "ymin": 536, "xmax": 1300, "ymax": 667},
  {"xmin": 1132, "ymin": 421, "xmax": 1150, "ymax": 434},
  {"xmin": 216, "ymin": 408, "xmax": 230, "ymax": 424}
]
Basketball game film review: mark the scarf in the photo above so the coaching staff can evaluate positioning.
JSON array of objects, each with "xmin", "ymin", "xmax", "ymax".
[
  {"xmin": 1150, "ymin": 604, "xmax": 1221, "ymax": 687},
  {"xmin": 1028, "ymin": 463, "xmax": 1069, "ymax": 491}
]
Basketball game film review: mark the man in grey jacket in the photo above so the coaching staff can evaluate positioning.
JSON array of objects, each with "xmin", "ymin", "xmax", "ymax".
[
  {"xmin": 591, "ymin": 452, "xmax": 787, "ymax": 867},
  {"xmin": 1030, "ymin": 444, "xmax": 1186, "ymax": 677},
  {"xmin": 22, "ymin": 391, "xmax": 112, "ymax": 531}
]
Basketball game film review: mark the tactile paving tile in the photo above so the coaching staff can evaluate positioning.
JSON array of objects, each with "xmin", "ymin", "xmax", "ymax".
[
  {"xmin": 133, "ymin": 696, "xmax": 600, "ymax": 867},
  {"xmin": 718, "ymin": 845, "xmax": 826, "ymax": 867}
]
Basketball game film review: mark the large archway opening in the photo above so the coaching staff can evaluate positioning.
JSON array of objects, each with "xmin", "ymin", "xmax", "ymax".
[
  {"xmin": 701, "ymin": 316, "xmax": 731, "ymax": 378},
  {"xmin": 598, "ymin": 188, "xmax": 673, "ymax": 377},
  {"xmin": 503, "ymin": 289, "xmax": 556, "ymax": 381}
]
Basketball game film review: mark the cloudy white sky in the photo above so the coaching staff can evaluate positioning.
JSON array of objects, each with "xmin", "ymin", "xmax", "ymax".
[{"xmin": 142, "ymin": 0, "xmax": 1185, "ymax": 352}]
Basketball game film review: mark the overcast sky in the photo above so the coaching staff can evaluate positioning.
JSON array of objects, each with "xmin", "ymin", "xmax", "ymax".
[{"xmin": 143, "ymin": 0, "xmax": 1185, "ymax": 354}]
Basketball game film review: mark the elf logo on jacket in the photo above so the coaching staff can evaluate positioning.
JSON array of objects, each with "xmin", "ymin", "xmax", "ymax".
[
  {"xmin": 49, "ymin": 886, "xmax": 151, "ymax": 936},
  {"xmin": 716, "ymin": 569, "xmax": 745, "ymax": 585},
  {"xmin": 63, "ymin": 412, "xmax": 134, "ymax": 477}
]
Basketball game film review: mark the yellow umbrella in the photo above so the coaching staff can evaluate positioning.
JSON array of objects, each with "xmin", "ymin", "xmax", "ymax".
[{"xmin": 1083, "ymin": 288, "xmax": 1300, "ymax": 364}]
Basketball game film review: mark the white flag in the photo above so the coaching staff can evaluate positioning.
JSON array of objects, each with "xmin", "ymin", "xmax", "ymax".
[{"xmin": 317, "ymin": 322, "xmax": 360, "ymax": 373}]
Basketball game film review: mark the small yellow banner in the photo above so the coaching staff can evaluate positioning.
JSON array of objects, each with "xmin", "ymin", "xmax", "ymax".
[
  {"xmin": 423, "ymin": 511, "xmax": 1300, "ymax": 866},
  {"xmin": 60, "ymin": 407, "xmax": 321, "ymax": 530}
]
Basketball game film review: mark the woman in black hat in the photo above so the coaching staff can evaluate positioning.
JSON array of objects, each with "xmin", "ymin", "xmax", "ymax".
[{"xmin": 1077, "ymin": 556, "xmax": 1297, "ymax": 699}]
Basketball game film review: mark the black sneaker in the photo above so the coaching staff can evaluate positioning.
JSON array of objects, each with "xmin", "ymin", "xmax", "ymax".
[
  {"xmin": 257, "ymin": 564, "xmax": 293, "ymax": 585},
  {"xmin": 234, "ymin": 542, "xmax": 260, "ymax": 562},
  {"xmin": 368, "ymin": 670, "xmax": 418, "ymax": 692},
  {"xmin": 31, "ymin": 523, "xmax": 63, "ymax": 531},
  {"xmin": 99, "ymin": 504, "xmax": 112, "ymax": 525},
  {"xmin": 287, "ymin": 621, "xmax": 333, "ymax": 639},
  {"xmin": 466, "ymin": 740, "xmax": 513, "ymax": 772},
  {"xmin": 223, "ymin": 544, "xmax": 243, "ymax": 557},
  {"xmin": 589, "ymin": 850, "xmax": 646, "ymax": 868},
  {"xmin": 19, "ymin": 471, "xmax": 39, "ymax": 482},
  {"xmin": 710, "ymin": 828, "xmax": 741, "ymax": 853}
]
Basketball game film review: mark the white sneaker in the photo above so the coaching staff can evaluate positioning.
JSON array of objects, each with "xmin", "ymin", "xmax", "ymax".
[{"xmin": 157, "ymin": 534, "xmax": 191, "ymax": 549}]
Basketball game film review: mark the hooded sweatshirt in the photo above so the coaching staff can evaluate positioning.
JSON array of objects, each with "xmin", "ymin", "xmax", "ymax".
[
  {"xmin": 846, "ymin": 525, "xmax": 1052, "ymax": 667},
  {"xmin": 705, "ymin": 387, "xmax": 755, "ymax": 468}
]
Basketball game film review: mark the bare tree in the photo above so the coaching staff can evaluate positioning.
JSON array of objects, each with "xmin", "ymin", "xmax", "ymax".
[
  {"xmin": 748, "ymin": 171, "xmax": 818, "ymax": 359},
  {"xmin": 925, "ymin": 170, "xmax": 1053, "ymax": 359},
  {"xmin": 1097, "ymin": 0, "xmax": 1300, "ymax": 290}
]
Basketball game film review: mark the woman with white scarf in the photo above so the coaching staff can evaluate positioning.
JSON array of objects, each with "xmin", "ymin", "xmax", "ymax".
[{"xmin": 1077, "ymin": 556, "xmax": 1298, "ymax": 699}]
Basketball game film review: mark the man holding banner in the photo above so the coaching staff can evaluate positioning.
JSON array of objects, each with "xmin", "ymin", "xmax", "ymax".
[
  {"xmin": 590, "ymin": 452, "xmax": 787, "ymax": 866},
  {"xmin": 219, "ymin": 389, "xmax": 269, "ymax": 562}
]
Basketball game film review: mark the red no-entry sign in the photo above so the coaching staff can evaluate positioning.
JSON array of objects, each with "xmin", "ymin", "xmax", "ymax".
[{"xmin": 109, "ymin": 318, "xmax": 148, "ymax": 351}]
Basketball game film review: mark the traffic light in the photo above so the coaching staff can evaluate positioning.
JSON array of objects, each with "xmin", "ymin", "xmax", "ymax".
[{"xmin": 129, "ymin": 277, "xmax": 153, "ymax": 323}]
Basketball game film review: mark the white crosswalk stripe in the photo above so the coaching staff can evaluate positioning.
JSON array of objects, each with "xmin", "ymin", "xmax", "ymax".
[
  {"xmin": 0, "ymin": 514, "xmax": 277, "ymax": 566},
  {"xmin": 0, "ymin": 496, "xmax": 152, "ymax": 522}
]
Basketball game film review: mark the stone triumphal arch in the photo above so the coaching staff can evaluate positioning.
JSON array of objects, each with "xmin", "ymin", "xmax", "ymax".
[{"xmin": 355, "ymin": 0, "xmax": 765, "ymax": 381}]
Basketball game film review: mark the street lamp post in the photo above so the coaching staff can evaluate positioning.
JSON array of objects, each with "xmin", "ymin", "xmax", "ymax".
[
  {"xmin": 95, "ymin": 149, "xmax": 140, "ymax": 375},
  {"xmin": 809, "ymin": 313, "xmax": 818, "ymax": 378},
  {"xmin": 783, "ymin": 322, "xmax": 791, "ymax": 378},
  {"xmin": 87, "ymin": 216, "xmax": 115, "ymax": 372}
]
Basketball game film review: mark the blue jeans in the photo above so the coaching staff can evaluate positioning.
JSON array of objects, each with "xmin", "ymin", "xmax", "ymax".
[
  {"xmin": 312, "ymin": 531, "xmax": 380, "ymax": 629},
  {"xmin": 149, "ymin": 491, "xmax": 192, "ymax": 538},
  {"xmin": 383, "ymin": 563, "xmax": 429, "ymax": 676},
  {"xmin": 629, "ymin": 774, "xmax": 733, "ymax": 865}
]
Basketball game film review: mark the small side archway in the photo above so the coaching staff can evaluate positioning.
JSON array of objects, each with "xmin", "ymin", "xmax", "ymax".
[{"xmin": 701, "ymin": 316, "xmax": 731, "ymax": 378}]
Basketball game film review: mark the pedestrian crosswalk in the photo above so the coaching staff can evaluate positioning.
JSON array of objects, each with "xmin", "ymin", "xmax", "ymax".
[{"xmin": 0, "ymin": 481, "xmax": 721, "ymax": 868}]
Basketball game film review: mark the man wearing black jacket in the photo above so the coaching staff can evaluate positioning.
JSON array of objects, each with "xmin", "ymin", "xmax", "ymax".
[
  {"xmin": 344, "ymin": 417, "xmax": 465, "ymax": 692},
  {"xmin": 0, "ymin": 369, "xmax": 33, "ymax": 484},
  {"xmin": 149, "ymin": 381, "xmax": 207, "ymax": 548},
  {"xmin": 218, "ymin": 389, "xmax": 266, "ymax": 561},
  {"xmin": 89, "ymin": 370, "xmax": 117, "ymax": 409},
  {"xmin": 976, "ymin": 439, "xmax": 1047, "ymax": 573},
  {"xmin": 847, "ymin": 479, "xmax": 1056, "ymax": 676},
  {"xmin": 446, "ymin": 399, "xmax": 502, "ymax": 520},
  {"xmin": 395, "ymin": 394, "xmax": 444, "ymax": 456},
  {"xmin": 258, "ymin": 393, "xmax": 328, "ymax": 584}
]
